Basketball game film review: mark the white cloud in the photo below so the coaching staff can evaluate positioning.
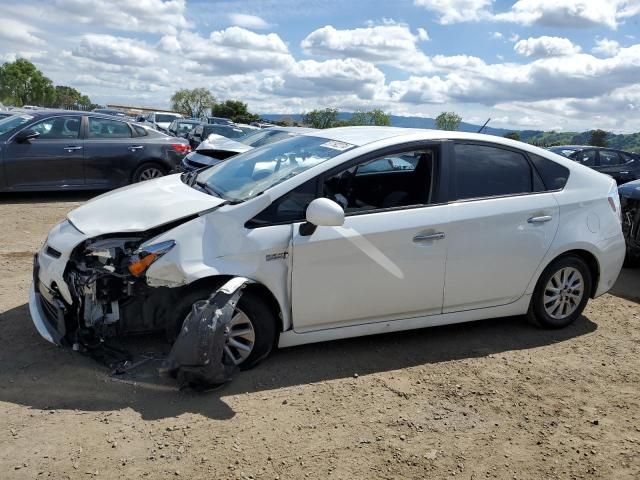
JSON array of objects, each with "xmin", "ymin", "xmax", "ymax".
[
  {"xmin": 491, "ymin": 31, "xmax": 503, "ymax": 39},
  {"xmin": 53, "ymin": 0, "xmax": 189, "ymax": 34},
  {"xmin": 496, "ymin": 0, "xmax": 639, "ymax": 29},
  {"xmin": 301, "ymin": 24, "xmax": 432, "ymax": 72},
  {"xmin": 227, "ymin": 13, "xmax": 272, "ymax": 29},
  {"xmin": 0, "ymin": 19, "xmax": 44, "ymax": 46},
  {"xmin": 263, "ymin": 58, "xmax": 386, "ymax": 100},
  {"xmin": 73, "ymin": 34, "xmax": 159, "ymax": 66},
  {"xmin": 592, "ymin": 38, "xmax": 621, "ymax": 56},
  {"xmin": 413, "ymin": 0, "xmax": 494, "ymax": 24},
  {"xmin": 160, "ymin": 27, "xmax": 294, "ymax": 75},
  {"xmin": 415, "ymin": 0, "xmax": 640, "ymax": 29},
  {"xmin": 514, "ymin": 36, "xmax": 581, "ymax": 57}
]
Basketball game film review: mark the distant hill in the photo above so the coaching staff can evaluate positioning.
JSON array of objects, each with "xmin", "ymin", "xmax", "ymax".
[
  {"xmin": 260, "ymin": 112, "xmax": 640, "ymax": 152},
  {"xmin": 261, "ymin": 112, "xmax": 517, "ymax": 136}
]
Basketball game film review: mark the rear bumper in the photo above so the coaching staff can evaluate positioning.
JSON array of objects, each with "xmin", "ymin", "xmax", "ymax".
[{"xmin": 594, "ymin": 233, "xmax": 626, "ymax": 297}]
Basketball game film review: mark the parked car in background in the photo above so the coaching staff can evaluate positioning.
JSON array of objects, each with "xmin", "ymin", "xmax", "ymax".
[
  {"xmin": 181, "ymin": 126, "xmax": 316, "ymax": 171},
  {"xmin": 92, "ymin": 108, "xmax": 127, "ymax": 118},
  {"xmin": 235, "ymin": 123, "xmax": 261, "ymax": 135},
  {"xmin": 30, "ymin": 127, "xmax": 625, "ymax": 372},
  {"xmin": 143, "ymin": 112, "xmax": 183, "ymax": 133},
  {"xmin": 250, "ymin": 121, "xmax": 276, "ymax": 128},
  {"xmin": 0, "ymin": 110, "xmax": 190, "ymax": 191},
  {"xmin": 167, "ymin": 118, "xmax": 202, "ymax": 138},
  {"xmin": 549, "ymin": 145, "xmax": 640, "ymax": 184},
  {"xmin": 201, "ymin": 116, "xmax": 234, "ymax": 126},
  {"xmin": 186, "ymin": 124, "xmax": 246, "ymax": 149}
]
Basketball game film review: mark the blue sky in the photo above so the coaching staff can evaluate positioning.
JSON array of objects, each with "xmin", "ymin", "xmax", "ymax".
[{"xmin": 2, "ymin": 0, "xmax": 640, "ymax": 132}]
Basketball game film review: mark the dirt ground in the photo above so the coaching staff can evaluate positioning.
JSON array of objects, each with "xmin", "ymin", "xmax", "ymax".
[{"xmin": 1, "ymin": 191, "xmax": 639, "ymax": 480}]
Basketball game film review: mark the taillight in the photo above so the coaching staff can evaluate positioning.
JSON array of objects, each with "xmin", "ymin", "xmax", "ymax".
[
  {"xmin": 608, "ymin": 181, "xmax": 622, "ymax": 223},
  {"xmin": 171, "ymin": 143, "xmax": 191, "ymax": 155}
]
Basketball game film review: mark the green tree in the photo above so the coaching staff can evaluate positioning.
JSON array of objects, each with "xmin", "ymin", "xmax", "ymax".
[
  {"xmin": 349, "ymin": 109, "xmax": 391, "ymax": 126},
  {"xmin": 504, "ymin": 131, "xmax": 520, "ymax": 141},
  {"xmin": 0, "ymin": 58, "xmax": 55, "ymax": 107},
  {"xmin": 302, "ymin": 108, "xmax": 339, "ymax": 129},
  {"xmin": 170, "ymin": 88, "xmax": 216, "ymax": 117},
  {"xmin": 589, "ymin": 129, "xmax": 608, "ymax": 147},
  {"xmin": 53, "ymin": 85, "xmax": 83, "ymax": 109},
  {"xmin": 211, "ymin": 100, "xmax": 259, "ymax": 124},
  {"xmin": 435, "ymin": 111, "xmax": 462, "ymax": 131}
]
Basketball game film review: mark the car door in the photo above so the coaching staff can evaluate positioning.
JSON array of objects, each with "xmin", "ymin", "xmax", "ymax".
[
  {"xmin": 3, "ymin": 115, "xmax": 84, "ymax": 188},
  {"xmin": 443, "ymin": 142, "xmax": 559, "ymax": 313},
  {"xmin": 83, "ymin": 116, "xmax": 143, "ymax": 187},
  {"xmin": 290, "ymin": 144, "xmax": 449, "ymax": 332},
  {"xmin": 596, "ymin": 150, "xmax": 633, "ymax": 184}
]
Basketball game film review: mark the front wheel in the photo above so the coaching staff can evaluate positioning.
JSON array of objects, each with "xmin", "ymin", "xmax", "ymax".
[
  {"xmin": 527, "ymin": 255, "xmax": 592, "ymax": 329},
  {"xmin": 171, "ymin": 288, "xmax": 277, "ymax": 370}
]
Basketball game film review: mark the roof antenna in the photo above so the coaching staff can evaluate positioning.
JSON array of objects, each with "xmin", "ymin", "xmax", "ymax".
[{"xmin": 477, "ymin": 118, "xmax": 491, "ymax": 133}]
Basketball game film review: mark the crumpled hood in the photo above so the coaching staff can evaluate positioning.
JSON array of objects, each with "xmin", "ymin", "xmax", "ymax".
[
  {"xmin": 197, "ymin": 135, "xmax": 252, "ymax": 154},
  {"xmin": 67, "ymin": 174, "xmax": 225, "ymax": 237}
]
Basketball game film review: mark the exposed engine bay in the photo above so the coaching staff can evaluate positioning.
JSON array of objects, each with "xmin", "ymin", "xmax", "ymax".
[{"xmin": 64, "ymin": 235, "xmax": 176, "ymax": 341}]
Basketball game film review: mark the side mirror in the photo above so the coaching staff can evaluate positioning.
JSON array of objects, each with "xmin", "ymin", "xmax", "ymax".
[
  {"xmin": 300, "ymin": 198, "xmax": 345, "ymax": 236},
  {"xmin": 15, "ymin": 128, "xmax": 40, "ymax": 143}
]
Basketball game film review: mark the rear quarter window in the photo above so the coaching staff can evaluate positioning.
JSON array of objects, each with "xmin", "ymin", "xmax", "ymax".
[{"xmin": 529, "ymin": 153, "xmax": 570, "ymax": 190}]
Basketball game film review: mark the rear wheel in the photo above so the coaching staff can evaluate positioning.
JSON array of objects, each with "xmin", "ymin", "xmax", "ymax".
[
  {"xmin": 527, "ymin": 255, "xmax": 592, "ymax": 329},
  {"xmin": 132, "ymin": 162, "xmax": 166, "ymax": 183}
]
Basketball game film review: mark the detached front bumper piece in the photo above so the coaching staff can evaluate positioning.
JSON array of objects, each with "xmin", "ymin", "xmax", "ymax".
[
  {"xmin": 161, "ymin": 277, "xmax": 253, "ymax": 388},
  {"xmin": 29, "ymin": 254, "xmax": 67, "ymax": 345}
]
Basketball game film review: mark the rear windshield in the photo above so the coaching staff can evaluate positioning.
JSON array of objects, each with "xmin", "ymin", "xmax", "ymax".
[
  {"xmin": 156, "ymin": 114, "xmax": 180, "ymax": 123},
  {"xmin": 0, "ymin": 114, "xmax": 34, "ymax": 135}
]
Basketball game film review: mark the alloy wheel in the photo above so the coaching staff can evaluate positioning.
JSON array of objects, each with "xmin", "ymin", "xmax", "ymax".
[
  {"xmin": 138, "ymin": 167, "xmax": 164, "ymax": 181},
  {"xmin": 223, "ymin": 309, "xmax": 256, "ymax": 365},
  {"xmin": 543, "ymin": 267, "xmax": 585, "ymax": 320}
]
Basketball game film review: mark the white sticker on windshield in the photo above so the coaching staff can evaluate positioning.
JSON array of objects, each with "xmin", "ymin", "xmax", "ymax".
[{"xmin": 320, "ymin": 140, "xmax": 353, "ymax": 151}]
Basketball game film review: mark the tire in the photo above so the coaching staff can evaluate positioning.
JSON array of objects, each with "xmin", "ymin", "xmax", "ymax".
[
  {"xmin": 168, "ymin": 287, "xmax": 277, "ymax": 370},
  {"xmin": 527, "ymin": 255, "xmax": 592, "ymax": 329},
  {"xmin": 132, "ymin": 162, "xmax": 167, "ymax": 183}
]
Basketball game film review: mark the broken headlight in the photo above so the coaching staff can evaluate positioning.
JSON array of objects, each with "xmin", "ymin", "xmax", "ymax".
[{"xmin": 127, "ymin": 240, "xmax": 176, "ymax": 277}]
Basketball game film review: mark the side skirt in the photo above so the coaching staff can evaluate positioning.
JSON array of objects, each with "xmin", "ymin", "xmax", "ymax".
[{"xmin": 277, "ymin": 294, "xmax": 532, "ymax": 348}]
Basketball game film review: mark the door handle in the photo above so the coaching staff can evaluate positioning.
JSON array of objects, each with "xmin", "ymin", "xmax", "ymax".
[
  {"xmin": 413, "ymin": 232, "xmax": 446, "ymax": 243},
  {"xmin": 620, "ymin": 171, "xmax": 629, "ymax": 175},
  {"xmin": 528, "ymin": 215, "xmax": 552, "ymax": 224},
  {"xmin": 128, "ymin": 145, "xmax": 144, "ymax": 151},
  {"xmin": 63, "ymin": 146, "xmax": 82, "ymax": 151}
]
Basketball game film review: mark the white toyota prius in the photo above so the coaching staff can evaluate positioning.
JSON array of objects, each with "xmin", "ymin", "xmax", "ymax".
[{"xmin": 30, "ymin": 127, "xmax": 625, "ymax": 369}]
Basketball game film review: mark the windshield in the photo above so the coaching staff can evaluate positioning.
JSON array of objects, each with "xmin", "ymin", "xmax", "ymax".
[
  {"xmin": 156, "ymin": 114, "xmax": 180, "ymax": 123},
  {"xmin": 196, "ymin": 135, "xmax": 354, "ymax": 201},
  {"xmin": 0, "ymin": 114, "xmax": 34, "ymax": 135}
]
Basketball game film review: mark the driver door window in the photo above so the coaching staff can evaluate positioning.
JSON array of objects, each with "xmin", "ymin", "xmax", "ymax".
[
  {"xmin": 30, "ymin": 116, "xmax": 81, "ymax": 140},
  {"xmin": 323, "ymin": 149, "xmax": 434, "ymax": 214}
]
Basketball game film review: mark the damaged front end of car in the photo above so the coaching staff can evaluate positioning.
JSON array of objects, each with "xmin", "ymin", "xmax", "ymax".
[{"xmin": 63, "ymin": 236, "xmax": 177, "ymax": 343}]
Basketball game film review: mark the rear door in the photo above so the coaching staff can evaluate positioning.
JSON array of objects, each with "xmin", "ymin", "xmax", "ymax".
[
  {"xmin": 4, "ymin": 115, "xmax": 84, "ymax": 188},
  {"xmin": 83, "ymin": 116, "xmax": 142, "ymax": 187},
  {"xmin": 443, "ymin": 142, "xmax": 560, "ymax": 312}
]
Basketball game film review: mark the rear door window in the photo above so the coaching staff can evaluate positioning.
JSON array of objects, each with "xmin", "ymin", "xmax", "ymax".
[
  {"xmin": 571, "ymin": 149, "xmax": 596, "ymax": 166},
  {"xmin": 452, "ymin": 143, "xmax": 533, "ymax": 200},
  {"xmin": 88, "ymin": 117, "xmax": 132, "ymax": 138},
  {"xmin": 599, "ymin": 150, "xmax": 622, "ymax": 166}
]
